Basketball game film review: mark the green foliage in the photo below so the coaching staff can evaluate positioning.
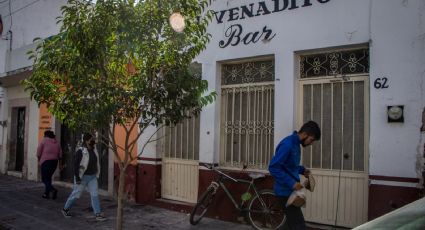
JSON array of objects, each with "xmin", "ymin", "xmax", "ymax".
[{"xmin": 24, "ymin": 0, "xmax": 214, "ymax": 133}]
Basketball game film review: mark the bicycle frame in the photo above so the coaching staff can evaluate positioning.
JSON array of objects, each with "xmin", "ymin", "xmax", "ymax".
[
  {"xmin": 191, "ymin": 164, "xmax": 286, "ymax": 229},
  {"xmin": 212, "ymin": 168, "xmax": 263, "ymax": 212}
]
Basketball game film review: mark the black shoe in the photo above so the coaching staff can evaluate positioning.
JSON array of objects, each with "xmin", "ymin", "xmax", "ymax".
[
  {"xmin": 52, "ymin": 189, "xmax": 58, "ymax": 200},
  {"xmin": 42, "ymin": 193, "xmax": 50, "ymax": 199},
  {"xmin": 61, "ymin": 209, "xmax": 72, "ymax": 218}
]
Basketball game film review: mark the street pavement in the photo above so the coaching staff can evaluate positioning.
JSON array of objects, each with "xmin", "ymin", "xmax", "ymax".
[{"xmin": 0, "ymin": 174, "xmax": 252, "ymax": 230}]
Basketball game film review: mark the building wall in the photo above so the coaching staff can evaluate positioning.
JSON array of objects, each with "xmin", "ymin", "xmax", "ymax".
[
  {"xmin": 198, "ymin": 0, "xmax": 372, "ymax": 164},
  {"xmin": 367, "ymin": 0, "xmax": 425, "ymax": 218},
  {"xmin": 0, "ymin": 0, "xmax": 66, "ymax": 178},
  {"xmin": 0, "ymin": 0, "xmax": 423, "ymax": 226},
  {"xmin": 195, "ymin": 0, "xmax": 424, "ymax": 223},
  {"xmin": 0, "ymin": 84, "xmax": 38, "ymax": 178},
  {"xmin": 369, "ymin": 0, "xmax": 425, "ymax": 179},
  {"xmin": 0, "ymin": 0, "xmax": 65, "ymax": 73},
  {"xmin": 198, "ymin": 0, "xmax": 425, "ymax": 181}
]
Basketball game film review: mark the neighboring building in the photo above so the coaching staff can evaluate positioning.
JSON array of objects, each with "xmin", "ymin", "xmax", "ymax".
[
  {"xmin": 0, "ymin": 0, "xmax": 114, "ymax": 195},
  {"xmin": 0, "ymin": 0, "xmax": 424, "ymax": 229}
]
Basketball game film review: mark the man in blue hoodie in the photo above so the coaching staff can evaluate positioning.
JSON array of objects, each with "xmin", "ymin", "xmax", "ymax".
[{"xmin": 269, "ymin": 121, "xmax": 321, "ymax": 230}]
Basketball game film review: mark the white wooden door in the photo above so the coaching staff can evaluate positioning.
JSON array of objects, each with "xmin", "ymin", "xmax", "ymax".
[
  {"xmin": 298, "ymin": 76, "xmax": 369, "ymax": 228},
  {"xmin": 160, "ymin": 116, "xmax": 200, "ymax": 203},
  {"xmin": 162, "ymin": 158, "xmax": 199, "ymax": 203}
]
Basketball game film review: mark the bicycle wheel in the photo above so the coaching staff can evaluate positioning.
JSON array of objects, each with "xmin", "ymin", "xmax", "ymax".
[
  {"xmin": 189, "ymin": 186, "xmax": 216, "ymax": 225},
  {"xmin": 247, "ymin": 189, "xmax": 286, "ymax": 230}
]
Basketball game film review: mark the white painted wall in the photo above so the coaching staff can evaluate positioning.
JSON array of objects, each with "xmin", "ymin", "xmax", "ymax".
[
  {"xmin": 27, "ymin": 99, "xmax": 39, "ymax": 180},
  {"xmin": 0, "ymin": 0, "xmax": 65, "ymax": 177},
  {"xmin": 198, "ymin": 0, "xmax": 371, "ymax": 162},
  {"xmin": 0, "ymin": 85, "xmax": 38, "ymax": 175},
  {"xmin": 0, "ymin": 0, "xmax": 423, "ymax": 182},
  {"xmin": 0, "ymin": 0, "xmax": 65, "ymax": 73},
  {"xmin": 369, "ymin": 0, "xmax": 425, "ymax": 178},
  {"xmin": 198, "ymin": 0, "xmax": 425, "ymax": 180}
]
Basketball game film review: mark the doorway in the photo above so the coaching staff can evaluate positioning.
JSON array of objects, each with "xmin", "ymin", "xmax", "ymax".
[
  {"xmin": 299, "ymin": 77, "xmax": 369, "ymax": 228},
  {"xmin": 59, "ymin": 124, "xmax": 109, "ymax": 189},
  {"xmin": 297, "ymin": 47, "xmax": 370, "ymax": 227},
  {"xmin": 8, "ymin": 107, "xmax": 26, "ymax": 172},
  {"xmin": 160, "ymin": 116, "xmax": 200, "ymax": 203}
]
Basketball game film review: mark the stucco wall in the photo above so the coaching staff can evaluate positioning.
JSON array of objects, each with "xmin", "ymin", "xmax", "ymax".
[
  {"xmin": 0, "ymin": 84, "xmax": 38, "ymax": 177},
  {"xmin": 0, "ymin": 0, "xmax": 65, "ymax": 73},
  {"xmin": 0, "ymin": 0, "xmax": 65, "ymax": 177},
  {"xmin": 197, "ymin": 0, "xmax": 425, "ymax": 181},
  {"xmin": 0, "ymin": 0, "xmax": 423, "ymax": 188},
  {"xmin": 369, "ymin": 0, "xmax": 425, "ymax": 179},
  {"xmin": 198, "ymin": 0, "xmax": 371, "ymax": 163}
]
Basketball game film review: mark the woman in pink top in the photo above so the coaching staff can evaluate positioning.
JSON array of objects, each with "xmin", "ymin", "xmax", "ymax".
[{"xmin": 37, "ymin": 130, "xmax": 62, "ymax": 199}]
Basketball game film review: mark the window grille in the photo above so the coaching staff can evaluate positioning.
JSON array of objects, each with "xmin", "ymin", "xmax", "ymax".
[
  {"xmin": 300, "ymin": 48, "xmax": 369, "ymax": 78},
  {"xmin": 220, "ymin": 60, "xmax": 275, "ymax": 169},
  {"xmin": 301, "ymin": 80, "xmax": 366, "ymax": 172},
  {"xmin": 160, "ymin": 62, "xmax": 202, "ymax": 161},
  {"xmin": 162, "ymin": 116, "xmax": 200, "ymax": 160}
]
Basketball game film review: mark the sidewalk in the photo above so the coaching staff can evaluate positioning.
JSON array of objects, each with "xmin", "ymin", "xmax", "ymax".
[{"xmin": 0, "ymin": 174, "xmax": 251, "ymax": 230}]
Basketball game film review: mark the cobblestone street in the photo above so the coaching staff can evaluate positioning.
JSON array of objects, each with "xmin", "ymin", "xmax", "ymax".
[{"xmin": 0, "ymin": 175, "xmax": 252, "ymax": 230}]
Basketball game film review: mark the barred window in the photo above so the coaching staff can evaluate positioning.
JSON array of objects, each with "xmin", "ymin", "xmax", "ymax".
[{"xmin": 220, "ymin": 60, "xmax": 275, "ymax": 170}]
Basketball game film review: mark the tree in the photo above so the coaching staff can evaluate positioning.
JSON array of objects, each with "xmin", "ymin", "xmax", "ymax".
[{"xmin": 23, "ymin": 0, "xmax": 214, "ymax": 229}]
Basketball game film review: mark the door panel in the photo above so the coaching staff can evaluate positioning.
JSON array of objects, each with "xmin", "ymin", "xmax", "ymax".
[
  {"xmin": 161, "ymin": 116, "xmax": 200, "ymax": 203},
  {"xmin": 162, "ymin": 158, "xmax": 199, "ymax": 203},
  {"xmin": 299, "ymin": 77, "xmax": 369, "ymax": 228},
  {"xmin": 15, "ymin": 108, "xmax": 25, "ymax": 171},
  {"xmin": 302, "ymin": 170, "xmax": 368, "ymax": 227},
  {"xmin": 8, "ymin": 107, "xmax": 25, "ymax": 172}
]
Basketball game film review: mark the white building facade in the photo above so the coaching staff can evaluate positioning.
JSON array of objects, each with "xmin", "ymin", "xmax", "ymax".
[
  {"xmin": 158, "ymin": 0, "xmax": 425, "ymax": 227},
  {"xmin": 0, "ymin": 0, "xmax": 424, "ymax": 228}
]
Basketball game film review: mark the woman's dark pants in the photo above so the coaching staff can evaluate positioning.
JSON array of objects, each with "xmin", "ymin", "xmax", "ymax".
[{"xmin": 41, "ymin": 160, "xmax": 58, "ymax": 196}]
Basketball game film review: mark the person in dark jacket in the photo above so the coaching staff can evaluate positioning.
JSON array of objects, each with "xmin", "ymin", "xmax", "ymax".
[
  {"xmin": 269, "ymin": 121, "xmax": 321, "ymax": 230},
  {"xmin": 37, "ymin": 130, "xmax": 62, "ymax": 199},
  {"xmin": 61, "ymin": 133, "xmax": 106, "ymax": 221}
]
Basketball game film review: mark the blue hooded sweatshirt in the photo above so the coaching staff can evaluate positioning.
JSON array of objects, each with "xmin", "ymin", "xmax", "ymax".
[{"xmin": 268, "ymin": 131, "xmax": 305, "ymax": 197}]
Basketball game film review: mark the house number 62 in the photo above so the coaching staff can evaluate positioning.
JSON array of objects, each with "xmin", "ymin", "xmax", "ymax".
[{"xmin": 374, "ymin": 77, "xmax": 389, "ymax": 89}]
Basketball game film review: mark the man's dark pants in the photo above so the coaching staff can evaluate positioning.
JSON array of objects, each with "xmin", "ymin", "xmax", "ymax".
[{"xmin": 278, "ymin": 196, "xmax": 306, "ymax": 230}]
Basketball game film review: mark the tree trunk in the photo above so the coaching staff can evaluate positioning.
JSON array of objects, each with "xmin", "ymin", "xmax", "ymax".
[{"xmin": 116, "ymin": 168, "xmax": 126, "ymax": 230}]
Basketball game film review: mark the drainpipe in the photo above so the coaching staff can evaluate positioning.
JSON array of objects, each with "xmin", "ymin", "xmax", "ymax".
[
  {"xmin": 421, "ymin": 108, "xmax": 425, "ymax": 196},
  {"xmin": 423, "ymin": 142, "xmax": 424, "ymax": 196}
]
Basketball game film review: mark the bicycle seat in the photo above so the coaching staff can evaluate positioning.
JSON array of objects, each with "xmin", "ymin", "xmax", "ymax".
[{"xmin": 248, "ymin": 172, "xmax": 265, "ymax": 179}]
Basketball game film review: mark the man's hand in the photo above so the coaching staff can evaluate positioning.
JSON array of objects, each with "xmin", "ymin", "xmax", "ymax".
[
  {"xmin": 293, "ymin": 182, "xmax": 303, "ymax": 191},
  {"xmin": 303, "ymin": 169, "xmax": 311, "ymax": 178}
]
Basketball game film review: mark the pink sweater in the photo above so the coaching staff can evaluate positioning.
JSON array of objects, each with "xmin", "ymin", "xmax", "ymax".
[{"xmin": 37, "ymin": 137, "xmax": 63, "ymax": 165}]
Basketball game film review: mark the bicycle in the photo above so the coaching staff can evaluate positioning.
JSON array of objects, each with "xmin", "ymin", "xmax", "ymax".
[{"xmin": 189, "ymin": 163, "xmax": 286, "ymax": 230}]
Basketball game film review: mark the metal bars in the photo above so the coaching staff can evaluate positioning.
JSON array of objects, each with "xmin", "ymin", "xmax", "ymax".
[
  {"xmin": 301, "ymin": 79, "xmax": 366, "ymax": 172},
  {"xmin": 220, "ymin": 83, "xmax": 274, "ymax": 169},
  {"xmin": 300, "ymin": 48, "xmax": 369, "ymax": 78},
  {"xmin": 163, "ymin": 116, "xmax": 200, "ymax": 160}
]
